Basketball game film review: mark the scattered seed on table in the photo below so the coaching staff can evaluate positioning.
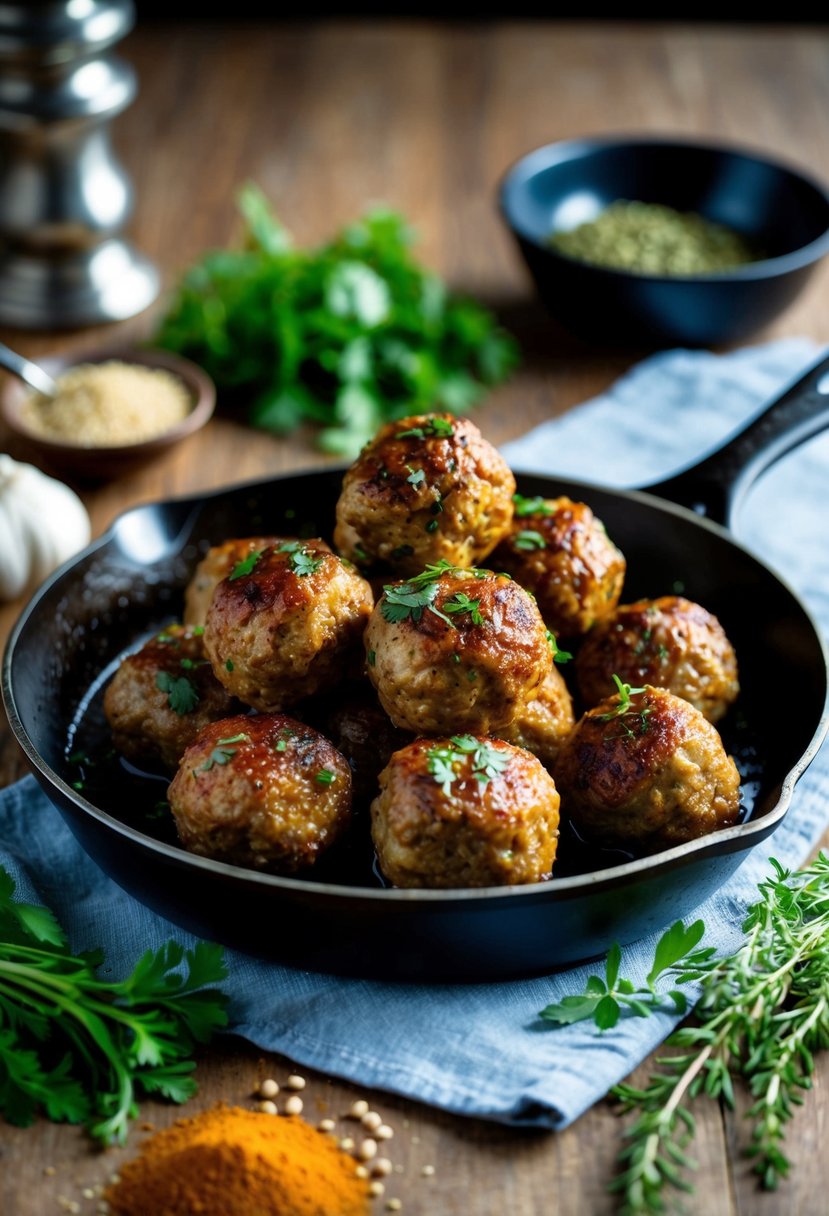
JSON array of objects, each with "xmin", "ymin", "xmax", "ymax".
[
  {"xmin": 376, "ymin": 1123, "xmax": 394, "ymax": 1140},
  {"xmin": 369, "ymin": 1181, "xmax": 385, "ymax": 1197},
  {"xmin": 259, "ymin": 1077, "xmax": 279, "ymax": 1099},
  {"xmin": 421, "ymin": 1164, "xmax": 436, "ymax": 1177},
  {"xmin": 349, "ymin": 1098, "xmax": 370, "ymax": 1119},
  {"xmin": 319, "ymin": 1118, "xmax": 336, "ymax": 1133},
  {"xmin": 361, "ymin": 1110, "xmax": 382, "ymax": 1131},
  {"xmin": 372, "ymin": 1158, "xmax": 393, "ymax": 1177},
  {"xmin": 258, "ymin": 1100, "xmax": 278, "ymax": 1115},
  {"xmin": 340, "ymin": 1136, "xmax": 356, "ymax": 1151},
  {"xmin": 355, "ymin": 1165, "xmax": 369, "ymax": 1179},
  {"xmin": 284, "ymin": 1095, "xmax": 304, "ymax": 1115},
  {"xmin": 286, "ymin": 1073, "xmax": 307, "ymax": 1090},
  {"xmin": 358, "ymin": 1137, "xmax": 378, "ymax": 1161},
  {"xmin": 386, "ymin": 1201, "xmax": 403, "ymax": 1212}
]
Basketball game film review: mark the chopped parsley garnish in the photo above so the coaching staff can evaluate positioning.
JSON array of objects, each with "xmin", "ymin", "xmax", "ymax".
[
  {"xmin": 225, "ymin": 658, "xmax": 234, "ymax": 671},
  {"xmin": 546, "ymin": 630, "xmax": 573, "ymax": 664},
  {"xmin": 444, "ymin": 593, "xmax": 485, "ymax": 626},
  {"xmin": 155, "ymin": 671, "xmax": 200, "ymax": 716},
  {"xmin": 425, "ymin": 519, "xmax": 440, "ymax": 533},
  {"xmin": 380, "ymin": 560, "xmax": 466, "ymax": 626},
  {"xmin": 426, "ymin": 735, "xmax": 511, "ymax": 795},
  {"xmin": 390, "ymin": 543, "xmax": 414, "ymax": 560},
  {"xmin": 190, "ymin": 625, "xmax": 205, "ymax": 636},
  {"xmin": 405, "ymin": 465, "xmax": 426, "ymax": 487},
  {"xmin": 277, "ymin": 541, "xmax": 325, "ymax": 577},
  {"xmin": 367, "ymin": 649, "xmax": 376, "ymax": 666},
  {"xmin": 513, "ymin": 529, "xmax": 547, "ymax": 552},
  {"xmin": 196, "ymin": 733, "xmax": 249, "ymax": 773},
  {"xmin": 315, "ymin": 769, "xmax": 335, "ymax": 785},
  {"xmin": 179, "ymin": 657, "xmax": 209, "ymax": 670},
  {"xmin": 396, "ymin": 417, "xmax": 454, "ymax": 440},
  {"xmin": 229, "ymin": 549, "xmax": 264, "ymax": 580},
  {"xmin": 513, "ymin": 493, "xmax": 555, "ymax": 518}
]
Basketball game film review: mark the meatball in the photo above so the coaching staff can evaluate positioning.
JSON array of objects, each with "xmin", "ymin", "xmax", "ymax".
[
  {"xmin": 371, "ymin": 735, "xmax": 560, "ymax": 888},
  {"xmin": 575, "ymin": 595, "xmax": 739, "ymax": 723},
  {"xmin": 184, "ymin": 536, "xmax": 305, "ymax": 627},
  {"xmin": 203, "ymin": 538, "xmax": 374, "ymax": 712},
  {"xmin": 496, "ymin": 663, "xmax": 576, "ymax": 770},
  {"xmin": 315, "ymin": 682, "xmax": 411, "ymax": 806},
  {"xmin": 490, "ymin": 495, "xmax": 625, "ymax": 639},
  {"xmin": 553, "ymin": 684, "xmax": 741, "ymax": 854},
  {"xmin": 364, "ymin": 563, "xmax": 552, "ymax": 735},
  {"xmin": 103, "ymin": 623, "xmax": 239, "ymax": 771},
  {"xmin": 167, "ymin": 713, "xmax": 352, "ymax": 872},
  {"xmin": 333, "ymin": 412, "xmax": 515, "ymax": 577}
]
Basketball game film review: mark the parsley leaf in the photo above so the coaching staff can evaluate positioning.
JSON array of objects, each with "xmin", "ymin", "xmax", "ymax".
[
  {"xmin": 155, "ymin": 671, "xmax": 200, "ymax": 716},
  {"xmin": 513, "ymin": 529, "xmax": 547, "ymax": 552},
  {"xmin": 154, "ymin": 187, "xmax": 518, "ymax": 458},
  {"xmin": 396, "ymin": 417, "xmax": 455, "ymax": 439},
  {"xmin": 277, "ymin": 541, "xmax": 325, "ymax": 577},
  {"xmin": 229, "ymin": 549, "xmax": 264, "ymax": 580},
  {"xmin": 0, "ymin": 865, "xmax": 227, "ymax": 1146},
  {"xmin": 444, "ymin": 593, "xmax": 485, "ymax": 625},
  {"xmin": 546, "ymin": 630, "xmax": 573, "ymax": 664},
  {"xmin": 426, "ymin": 735, "xmax": 511, "ymax": 794},
  {"xmin": 513, "ymin": 493, "xmax": 556, "ymax": 518},
  {"xmin": 196, "ymin": 733, "xmax": 249, "ymax": 773}
]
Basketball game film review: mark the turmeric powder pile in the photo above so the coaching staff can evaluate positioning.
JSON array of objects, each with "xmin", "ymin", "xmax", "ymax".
[{"xmin": 104, "ymin": 1102, "xmax": 371, "ymax": 1216}]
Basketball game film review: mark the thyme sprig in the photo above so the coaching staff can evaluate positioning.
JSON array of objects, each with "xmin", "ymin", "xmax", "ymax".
[{"xmin": 546, "ymin": 853, "xmax": 829, "ymax": 1213}]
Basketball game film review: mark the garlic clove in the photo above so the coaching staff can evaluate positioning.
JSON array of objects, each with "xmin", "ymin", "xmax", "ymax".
[{"xmin": 0, "ymin": 454, "xmax": 91, "ymax": 601}]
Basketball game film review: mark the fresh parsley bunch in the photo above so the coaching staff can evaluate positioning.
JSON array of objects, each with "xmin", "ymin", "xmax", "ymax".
[
  {"xmin": 0, "ymin": 865, "xmax": 228, "ymax": 1145},
  {"xmin": 155, "ymin": 185, "xmax": 519, "ymax": 456}
]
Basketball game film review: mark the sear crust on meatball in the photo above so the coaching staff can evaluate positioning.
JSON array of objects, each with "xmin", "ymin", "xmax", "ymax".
[
  {"xmin": 575, "ymin": 595, "xmax": 739, "ymax": 723},
  {"xmin": 103, "ymin": 624, "xmax": 240, "ymax": 771},
  {"xmin": 554, "ymin": 684, "xmax": 741, "ymax": 854},
  {"xmin": 203, "ymin": 539, "xmax": 374, "ymax": 712},
  {"xmin": 184, "ymin": 536, "xmax": 308, "ymax": 627},
  {"xmin": 490, "ymin": 496, "xmax": 625, "ymax": 640},
  {"xmin": 333, "ymin": 413, "xmax": 516, "ymax": 577},
  {"xmin": 167, "ymin": 713, "xmax": 353, "ymax": 872},
  {"xmin": 364, "ymin": 564, "xmax": 552, "ymax": 735},
  {"xmin": 371, "ymin": 735, "xmax": 560, "ymax": 888},
  {"xmin": 496, "ymin": 663, "xmax": 576, "ymax": 771}
]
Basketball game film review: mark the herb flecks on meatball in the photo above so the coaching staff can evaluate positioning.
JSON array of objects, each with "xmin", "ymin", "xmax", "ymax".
[
  {"xmin": 203, "ymin": 539, "xmax": 374, "ymax": 712},
  {"xmin": 554, "ymin": 682, "xmax": 741, "ymax": 854},
  {"xmin": 103, "ymin": 623, "xmax": 239, "ymax": 771},
  {"xmin": 575, "ymin": 595, "xmax": 739, "ymax": 723},
  {"xmin": 371, "ymin": 735, "xmax": 560, "ymax": 888},
  {"xmin": 491, "ymin": 494, "xmax": 625, "ymax": 640},
  {"xmin": 168, "ymin": 713, "xmax": 353, "ymax": 872},
  {"xmin": 334, "ymin": 413, "xmax": 515, "ymax": 577},
  {"xmin": 364, "ymin": 561, "xmax": 552, "ymax": 735}
]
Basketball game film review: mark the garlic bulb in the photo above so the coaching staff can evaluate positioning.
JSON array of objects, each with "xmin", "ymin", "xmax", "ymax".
[{"xmin": 0, "ymin": 454, "xmax": 91, "ymax": 601}]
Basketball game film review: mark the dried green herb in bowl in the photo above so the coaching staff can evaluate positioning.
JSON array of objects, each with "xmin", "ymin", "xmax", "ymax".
[{"xmin": 547, "ymin": 199, "xmax": 762, "ymax": 276}]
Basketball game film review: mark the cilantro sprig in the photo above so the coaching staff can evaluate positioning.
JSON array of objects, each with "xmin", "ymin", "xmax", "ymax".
[
  {"xmin": 155, "ymin": 671, "xmax": 200, "ymax": 716},
  {"xmin": 444, "ymin": 593, "xmax": 485, "ymax": 625},
  {"xmin": 426, "ymin": 735, "xmax": 511, "ymax": 795},
  {"xmin": 0, "ymin": 865, "xmax": 227, "ymax": 1146},
  {"xmin": 396, "ymin": 417, "xmax": 454, "ymax": 439},
  {"xmin": 513, "ymin": 529, "xmax": 547, "ymax": 552},
  {"xmin": 229, "ymin": 549, "xmax": 264, "ymax": 580},
  {"xmin": 196, "ymin": 733, "xmax": 249, "ymax": 773},
  {"xmin": 513, "ymin": 493, "xmax": 556, "ymax": 518},
  {"xmin": 277, "ymin": 540, "xmax": 325, "ymax": 577},
  {"xmin": 154, "ymin": 187, "xmax": 518, "ymax": 457}
]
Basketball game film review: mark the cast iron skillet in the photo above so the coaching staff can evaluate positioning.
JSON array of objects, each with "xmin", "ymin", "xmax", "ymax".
[{"xmin": 4, "ymin": 353, "xmax": 829, "ymax": 982}]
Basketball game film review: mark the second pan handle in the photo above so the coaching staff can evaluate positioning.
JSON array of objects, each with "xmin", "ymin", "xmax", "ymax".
[{"xmin": 642, "ymin": 347, "xmax": 829, "ymax": 529}]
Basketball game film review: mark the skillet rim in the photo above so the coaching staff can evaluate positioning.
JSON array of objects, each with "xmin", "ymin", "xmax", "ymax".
[{"xmin": 3, "ymin": 462, "xmax": 828, "ymax": 907}]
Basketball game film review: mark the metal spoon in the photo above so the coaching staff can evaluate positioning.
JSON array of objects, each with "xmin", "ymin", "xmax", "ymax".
[{"xmin": 0, "ymin": 340, "xmax": 58, "ymax": 398}]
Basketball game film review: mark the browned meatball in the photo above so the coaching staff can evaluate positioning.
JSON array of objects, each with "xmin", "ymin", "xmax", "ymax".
[
  {"xmin": 371, "ymin": 735, "xmax": 560, "ymax": 888},
  {"xmin": 575, "ymin": 595, "xmax": 739, "ymax": 723},
  {"xmin": 496, "ymin": 663, "xmax": 576, "ymax": 770},
  {"xmin": 167, "ymin": 713, "xmax": 352, "ymax": 872},
  {"xmin": 315, "ymin": 682, "xmax": 411, "ymax": 805},
  {"xmin": 364, "ymin": 563, "xmax": 552, "ymax": 735},
  {"xmin": 184, "ymin": 536, "xmax": 306, "ymax": 627},
  {"xmin": 490, "ymin": 495, "xmax": 625, "ymax": 639},
  {"xmin": 334, "ymin": 413, "xmax": 515, "ymax": 577},
  {"xmin": 103, "ymin": 623, "xmax": 239, "ymax": 771},
  {"xmin": 203, "ymin": 538, "xmax": 374, "ymax": 712},
  {"xmin": 554, "ymin": 684, "xmax": 741, "ymax": 854}
]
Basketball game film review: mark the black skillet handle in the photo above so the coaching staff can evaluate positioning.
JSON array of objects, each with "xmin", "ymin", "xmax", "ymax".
[{"xmin": 642, "ymin": 347, "xmax": 829, "ymax": 529}]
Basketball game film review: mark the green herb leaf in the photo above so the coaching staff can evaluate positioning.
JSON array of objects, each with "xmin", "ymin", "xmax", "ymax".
[
  {"xmin": 154, "ymin": 188, "xmax": 518, "ymax": 457},
  {"xmin": 229, "ymin": 549, "xmax": 264, "ymax": 580},
  {"xmin": 196, "ymin": 733, "xmax": 249, "ymax": 772},
  {"xmin": 396, "ymin": 417, "xmax": 454, "ymax": 439},
  {"xmin": 155, "ymin": 671, "xmax": 200, "ymax": 716},
  {"xmin": 426, "ymin": 735, "xmax": 510, "ymax": 795},
  {"xmin": 513, "ymin": 493, "xmax": 555, "ymax": 518},
  {"xmin": 0, "ymin": 866, "xmax": 227, "ymax": 1146},
  {"xmin": 444, "ymin": 593, "xmax": 484, "ymax": 626},
  {"xmin": 513, "ymin": 529, "xmax": 547, "ymax": 552},
  {"xmin": 315, "ymin": 769, "xmax": 336, "ymax": 785}
]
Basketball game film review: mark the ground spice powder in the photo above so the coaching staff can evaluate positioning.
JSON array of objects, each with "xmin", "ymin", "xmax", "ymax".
[
  {"xmin": 103, "ymin": 1102, "xmax": 371, "ymax": 1216},
  {"xmin": 20, "ymin": 360, "xmax": 191, "ymax": 447}
]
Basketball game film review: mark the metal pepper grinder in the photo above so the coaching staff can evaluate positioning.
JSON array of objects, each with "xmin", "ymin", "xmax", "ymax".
[{"xmin": 0, "ymin": 0, "xmax": 159, "ymax": 329}]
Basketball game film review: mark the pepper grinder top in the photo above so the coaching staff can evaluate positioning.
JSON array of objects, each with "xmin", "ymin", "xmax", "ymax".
[{"xmin": 0, "ymin": 0, "xmax": 159, "ymax": 330}]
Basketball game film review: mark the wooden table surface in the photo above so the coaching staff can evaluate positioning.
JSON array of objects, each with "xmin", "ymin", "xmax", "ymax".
[{"xmin": 2, "ymin": 18, "xmax": 829, "ymax": 1216}]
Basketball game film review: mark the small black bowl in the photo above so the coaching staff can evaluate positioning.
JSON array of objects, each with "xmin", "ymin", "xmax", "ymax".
[{"xmin": 498, "ymin": 134, "xmax": 829, "ymax": 348}]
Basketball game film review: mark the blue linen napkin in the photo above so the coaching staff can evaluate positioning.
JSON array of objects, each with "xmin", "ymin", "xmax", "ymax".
[{"xmin": 1, "ymin": 335, "xmax": 828, "ymax": 1131}]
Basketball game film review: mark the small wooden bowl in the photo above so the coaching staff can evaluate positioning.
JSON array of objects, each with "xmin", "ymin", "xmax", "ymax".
[{"xmin": 0, "ymin": 345, "xmax": 216, "ymax": 482}]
